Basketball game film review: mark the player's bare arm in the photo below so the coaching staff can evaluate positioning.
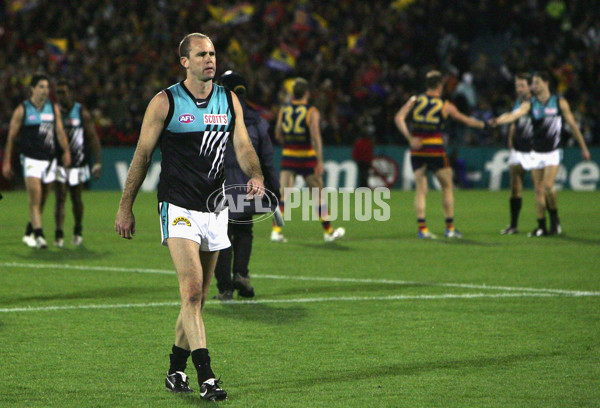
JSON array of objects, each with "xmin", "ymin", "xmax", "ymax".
[
  {"xmin": 493, "ymin": 101, "xmax": 531, "ymax": 126},
  {"xmin": 508, "ymin": 123, "xmax": 516, "ymax": 149},
  {"xmin": 308, "ymin": 107, "xmax": 324, "ymax": 176},
  {"xmin": 115, "ymin": 92, "xmax": 168, "ymax": 239},
  {"xmin": 559, "ymin": 97, "xmax": 591, "ymax": 161},
  {"xmin": 394, "ymin": 96, "xmax": 421, "ymax": 149},
  {"xmin": 231, "ymin": 92, "xmax": 265, "ymax": 198},
  {"xmin": 444, "ymin": 102, "xmax": 485, "ymax": 128},
  {"xmin": 1, "ymin": 105, "xmax": 24, "ymax": 179},
  {"xmin": 82, "ymin": 107, "xmax": 103, "ymax": 178},
  {"xmin": 274, "ymin": 107, "xmax": 284, "ymax": 145},
  {"xmin": 54, "ymin": 103, "xmax": 71, "ymax": 168}
]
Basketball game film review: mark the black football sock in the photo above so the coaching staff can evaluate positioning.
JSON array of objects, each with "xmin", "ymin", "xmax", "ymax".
[
  {"xmin": 548, "ymin": 208, "xmax": 559, "ymax": 229},
  {"xmin": 74, "ymin": 225, "xmax": 83, "ymax": 236},
  {"xmin": 537, "ymin": 217, "xmax": 546, "ymax": 232},
  {"xmin": 510, "ymin": 197, "xmax": 522, "ymax": 228},
  {"xmin": 191, "ymin": 348, "xmax": 215, "ymax": 383},
  {"xmin": 33, "ymin": 228, "xmax": 44, "ymax": 238},
  {"xmin": 55, "ymin": 229, "xmax": 64, "ymax": 240},
  {"xmin": 168, "ymin": 344, "xmax": 191, "ymax": 374},
  {"xmin": 25, "ymin": 222, "xmax": 33, "ymax": 236}
]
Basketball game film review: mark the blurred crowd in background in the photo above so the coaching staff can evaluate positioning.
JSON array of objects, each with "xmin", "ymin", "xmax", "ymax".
[{"xmin": 1, "ymin": 0, "xmax": 599, "ymax": 148}]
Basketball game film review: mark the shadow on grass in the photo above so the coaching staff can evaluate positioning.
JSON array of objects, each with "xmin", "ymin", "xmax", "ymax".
[
  {"xmin": 12, "ymin": 246, "xmax": 112, "ymax": 261},
  {"xmin": 1, "ymin": 285, "xmax": 174, "ymax": 305},
  {"xmin": 207, "ymin": 302, "xmax": 308, "ymax": 325},
  {"xmin": 238, "ymin": 351, "xmax": 562, "ymax": 390},
  {"xmin": 552, "ymin": 234, "xmax": 600, "ymax": 246},
  {"xmin": 426, "ymin": 238, "xmax": 499, "ymax": 247},
  {"xmin": 294, "ymin": 242, "xmax": 351, "ymax": 251}
]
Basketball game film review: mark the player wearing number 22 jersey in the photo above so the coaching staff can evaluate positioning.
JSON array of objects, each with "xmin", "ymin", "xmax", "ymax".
[{"xmin": 395, "ymin": 70, "xmax": 485, "ymax": 239}]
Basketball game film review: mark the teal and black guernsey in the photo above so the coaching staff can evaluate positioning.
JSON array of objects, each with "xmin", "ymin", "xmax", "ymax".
[
  {"xmin": 158, "ymin": 82, "xmax": 236, "ymax": 212},
  {"xmin": 59, "ymin": 102, "xmax": 86, "ymax": 167},
  {"xmin": 512, "ymin": 97, "xmax": 533, "ymax": 152},
  {"xmin": 529, "ymin": 94, "xmax": 562, "ymax": 153},
  {"xmin": 20, "ymin": 99, "xmax": 56, "ymax": 160}
]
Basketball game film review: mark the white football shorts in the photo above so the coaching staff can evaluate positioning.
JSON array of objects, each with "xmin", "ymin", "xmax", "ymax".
[
  {"xmin": 508, "ymin": 149, "xmax": 534, "ymax": 169},
  {"xmin": 57, "ymin": 165, "xmax": 91, "ymax": 186},
  {"xmin": 21, "ymin": 156, "xmax": 57, "ymax": 183},
  {"xmin": 158, "ymin": 202, "xmax": 230, "ymax": 251},
  {"xmin": 525, "ymin": 149, "xmax": 562, "ymax": 171}
]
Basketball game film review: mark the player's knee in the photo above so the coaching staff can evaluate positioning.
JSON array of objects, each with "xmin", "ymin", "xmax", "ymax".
[
  {"xmin": 185, "ymin": 293, "xmax": 203, "ymax": 306},
  {"xmin": 182, "ymin": 284, "xmax": 204, "ymax": 306}
]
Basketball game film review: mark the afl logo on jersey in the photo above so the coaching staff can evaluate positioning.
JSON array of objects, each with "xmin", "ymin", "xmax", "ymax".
[{"xmin": 178, "ymin": 114, "xmax": 195, "ymax": 124}]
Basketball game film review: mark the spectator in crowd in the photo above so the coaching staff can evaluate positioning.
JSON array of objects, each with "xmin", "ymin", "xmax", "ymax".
[{"xmin": 1, "ymin": 1, "xmax": 599, "ymax": 149}]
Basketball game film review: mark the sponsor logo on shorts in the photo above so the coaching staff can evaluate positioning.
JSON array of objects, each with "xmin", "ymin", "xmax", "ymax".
[
  {"xmin": 172, "ymin": 217, "xmax": 191, "ymax": 226},
  {"xmin": 178, "ymin": 114, "xmax": 195, "ymax": 124},
  {"xmin": 203, "ymin": 114, "xmax": 228, "ymax": 125}
]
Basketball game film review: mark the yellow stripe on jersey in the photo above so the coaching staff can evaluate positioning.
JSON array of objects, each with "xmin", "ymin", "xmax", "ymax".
[
  {"xmin": 420, "ymin": 136, "xmax": 444, "ymax": 145},
  {"xmin": 282, "ymin": 148, "xmax": 317, "ymax": 157}
]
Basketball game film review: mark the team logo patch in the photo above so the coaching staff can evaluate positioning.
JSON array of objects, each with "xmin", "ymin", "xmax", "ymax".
[
  {"xmin": 172, "ymin": 217, "xmax": 191, "ymax": 226},
  {"xmin": 203, "ymin": 114, "xmax": 228, "ymax": 125},
  {"xmin": 178, "ymin": 114, "xmax": 195, "ymax": 123}
]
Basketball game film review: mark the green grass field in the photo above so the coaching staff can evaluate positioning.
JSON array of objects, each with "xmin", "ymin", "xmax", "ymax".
[{"xmin": 1, "ymin": 189, "xmax": 599, "ymax": 407}]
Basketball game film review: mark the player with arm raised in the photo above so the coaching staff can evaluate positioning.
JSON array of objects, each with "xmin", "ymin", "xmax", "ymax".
[
  {"xmin": 493, "ymin": 71, "xmax": 590, "ymax": 236},
  {"xmin": 395, "ymin": 70, "xmax": 484, "ymax": 239}
]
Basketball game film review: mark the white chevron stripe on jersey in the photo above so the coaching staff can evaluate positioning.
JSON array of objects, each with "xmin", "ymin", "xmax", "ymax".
[
  {"xmin": 208, "ymin": 134, "xmax": 229, "ymax": 178},
  {"xmin": 200, "ymin": 131, "xmax": 217, "ymax": 156},
  {"xmin": 208, "ymin": 131, "xmax": 224, "ymax": 156}
]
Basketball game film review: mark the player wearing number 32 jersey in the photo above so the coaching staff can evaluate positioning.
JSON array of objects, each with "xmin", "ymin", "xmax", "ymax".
[
  {"xmin": 271, "ymin": 77, "xmax": 345, "ymax": 243},
  {"xmin": 395, "ymin": 70, "xmax": 485, "ymax": 239}
]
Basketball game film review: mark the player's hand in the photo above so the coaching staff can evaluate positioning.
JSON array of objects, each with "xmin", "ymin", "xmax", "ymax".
[
  {"xmin": 489, "ymin": 118, "xmax": 498, "ymax": 127},
  {"xmin": 315, "ymin": 161, "xmax": 324, "ymax": 177},
  {"xmin": 582, "ymin": 148, "xmax": 591, "ymax": 161},
  {"xmin": 62, "ymin": 151, "xmax": 72, "ymax": 168},
  {"xmin": 115, "ymin": 208, "xmax": 136, "ymax": 239},
  {"xmin": 2, "ymin": 162, "xmax": 13, "ymax": 179},
  {"xmin": 92, "ymin": 163, "xmax": 102, "ymax": 179},
  {"xmin": 246, "ymin": 176, "xmax": 265, "ymax": 200},
  {"xmin": 409, "ymin": 138, "xmax": 422, "ymax": 150}
]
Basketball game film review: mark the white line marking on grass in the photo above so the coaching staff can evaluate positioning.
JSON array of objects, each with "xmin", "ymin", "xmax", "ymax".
[
  {"xmin": 0, "ymin": 262, "xmax": 175, "ymax": 275},
  {"xmin": 2, "ymin": 261, "xmax": 599, "ymax": 297},
  {"xmin": 0, "ymin": 292, "xmax": 583, "ymax": 313}
]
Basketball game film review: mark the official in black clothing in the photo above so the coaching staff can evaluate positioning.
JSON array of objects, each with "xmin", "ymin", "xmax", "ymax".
[{"xmin": 213, "ymin": 70, "xmax": 280, "ymax": 300}]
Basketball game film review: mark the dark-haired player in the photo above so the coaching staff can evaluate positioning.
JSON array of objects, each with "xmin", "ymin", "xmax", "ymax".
[
  {"xmin": 501, "ymin": 73, "xmax": 533, "ymax": 235},
  {"xmin": 54, "ymin": 79, "xmax": 102, "ymax": 247},
  {"xmin": 271, "ymin": 77, "xmax": 345, "ymax": 243},
  {"xmin": 395, "ymin": 70, "xmax": 485, "ymax": 239},
  {"xmin": 492, "ymin": 71, "xmax": 591, "ymax": 236},
  {"xmin": 2, "ymin": 74, "xmax": 71, "ymax": 248}
]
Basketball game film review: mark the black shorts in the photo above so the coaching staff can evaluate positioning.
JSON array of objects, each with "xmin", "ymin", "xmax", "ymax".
[
  {"xmin": 411, "ymin": 155, "xmax": 449, "ymax": 173},
  {"xmin": 280, "ymin": 164, "xmax": 315, "ymax": 176}
]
